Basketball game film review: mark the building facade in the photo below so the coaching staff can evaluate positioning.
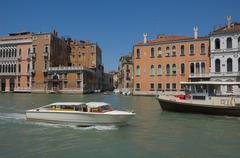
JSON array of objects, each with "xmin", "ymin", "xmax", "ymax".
[
  {"xmin": 133, "ymin": 31, "xmax": 210, "ymax": 95},
  {"xmin": 31, "ymin": 31, "xmax": 70, "ymax": 92},
  {"xmin": 210, "ymin": 16, "xmax": 240, "ymax": 95},
  {"xmin": 67, "ymin": 38, "xmax": 103, "ymax": 91},
  {"xmin": 0, "ymin": 32, "xmax": 33, "ymax": 92},
  {"xmin": 118, "ymin": 53, "xmax": 133, "ymax": 91},
  {"xmin": 0, "ymin": 30, "xmax": 105, "ymax": 93}
]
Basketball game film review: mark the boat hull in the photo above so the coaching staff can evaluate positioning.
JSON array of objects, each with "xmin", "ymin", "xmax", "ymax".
[
  {"xmin": 26, "ymin": 110, "xmax": 135, "ymax": 126},
  {"xmin": 158, "ymin": 98, "xmax": 240, "ymax": 117}
]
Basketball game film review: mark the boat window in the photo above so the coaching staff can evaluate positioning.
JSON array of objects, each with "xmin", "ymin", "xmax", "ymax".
[
  {"xmin": 101, "ymin": 105, "xmax": 112, "ymax": 112},
  {"xmin": 60, "ymin": 105, "xmax": 74, "ymax": 110}
]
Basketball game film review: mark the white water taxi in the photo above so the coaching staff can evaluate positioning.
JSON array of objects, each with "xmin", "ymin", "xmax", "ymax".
[{"xmin": 26, "ymin": 102, "xmax": 135, "ymax": 126}]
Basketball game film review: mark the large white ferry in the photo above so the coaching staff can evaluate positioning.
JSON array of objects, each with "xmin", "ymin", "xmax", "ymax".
[{"xmin": 158, "ymin": 81, "xmax": 240, "ymax": 117}]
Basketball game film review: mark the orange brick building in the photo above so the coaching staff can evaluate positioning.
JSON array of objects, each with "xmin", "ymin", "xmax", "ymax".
[{"xmin": 133, "ymin": 32, "xmax": 210, "ymax": 95}]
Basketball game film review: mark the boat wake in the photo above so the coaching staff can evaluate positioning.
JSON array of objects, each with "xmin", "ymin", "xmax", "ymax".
[
  {"xmin": 0, "ymin": 112, "xmax": 25, "ymax": 121},
  {"xmin": 30, "ymin": 122, "xmax": 119, "ymax": 131},
  {"xmin": 0, "ymin": 112, "xmax": 118, "ymax": 131}
]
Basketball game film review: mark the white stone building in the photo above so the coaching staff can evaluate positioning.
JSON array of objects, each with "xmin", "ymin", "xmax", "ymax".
[{"xmin": 210, "ymin": 16, "xmax": 240, "ymax": 95}]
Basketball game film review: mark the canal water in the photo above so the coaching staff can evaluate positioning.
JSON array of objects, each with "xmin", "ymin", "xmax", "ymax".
[{"xmin": 0, "ymin": 93, "xmax": 240, "ymax": 158}]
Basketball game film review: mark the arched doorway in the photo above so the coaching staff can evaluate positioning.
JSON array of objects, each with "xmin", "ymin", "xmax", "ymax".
[
  {"xmin": 1, "ymin": 78, "xmax": 6, "ymax": 92},
  {"xmin": 52, "ymin": 74, "xmax": 60, "ymax": 92},
  {"xmin": 10, "ymin": 78, "xmax": 15, "ymax": 92}
]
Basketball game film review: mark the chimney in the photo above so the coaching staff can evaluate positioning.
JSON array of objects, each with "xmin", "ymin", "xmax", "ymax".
[
  {"xmin": 227, "ymin": 16, "xmax": 232, "ymax": 29},
  {"xmin": 193, "ymin": 26, "xmax": 199, "ymax": 39},
  {"xmin": 143, "ymin": 33, "xmax": 148, "ymax": 44}
]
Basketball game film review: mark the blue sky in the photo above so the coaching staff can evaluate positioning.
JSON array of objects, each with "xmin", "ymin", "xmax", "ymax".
[{"xmin": 0, "ymin": 0, "xmax": 240, "ymax": 71}]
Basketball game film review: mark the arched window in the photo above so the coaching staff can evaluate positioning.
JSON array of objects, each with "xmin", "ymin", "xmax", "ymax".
[
  {"xmin": 158, "ymin": 47, "xmax": 162, "ymax": 57},
  {"xmin": 238, "ymin": 37, "xmax": 240, "ymax": 48},
  {"xmin": 181, "ymin": 63, "xmax": 185, "ymax": 74},
  {"xmin": 190, "ymin": 63, "xmax": 194, "ymax": 74},
  {"xmin": 14, "ymin": 64, "xmax": 16, "ymax": 72},
  {"xmin": 27, "ymin": 63, "xmax": 30, "ymax": 73},
  {"xmin": 201, "ymin": 43, "xmax": 205, "ymax": 54},
  {"xmin": 28, "ymin": 48, "xmax": 31, "ymax": 55},
  {"xmin": 10, "ymin": 65, "xmax": 13, "ymax": 73},
  {"xmin": 136, "ymin": 65, "xmax": 140, "ymax": 75},
  {"xmin": 166, "ymin": 64, "xmax": 170, "ymax": 75},
  {"xmin": 157, "ymin": 64, "xmax": 162, "ymax": 75},
  {"xmin": 227, "ymin": 37, "xmax": 232, "ymax": 49},
  {"xmin": 227, "ymin": 58, "xmax": 232, "ymax": 72},
  {"xmin": 201, "ymin": 62, "xmax": 205, "ymax": 73},
  {"xmin": 190, "ymin": 44, "xmax": 194, "ymax": 55},
  {"xmin": 8, "ymin": 64, "xmax": 10, "ymax": 73},
  {"xmin": 0, "ymin": 65, "xmax": 2, "ymax": 73},
  {"xmin": 215, "ymin": 59, "xmax": 221, "ymax": 72},
  {"xmin": 19, "ymin": 48, "xmax": 22, "ymax": 56},
  {"xmin": 150, "ymin": 48, "xmax": 154, "ymax": 57},
  {"xmin": 18, "ymin": 64, "xmax": 21, "ymax": 73},
  {"xmin": 136, "ymin": 49, "xmax": 140, "ymax": 58},
  {"xmin": 238, "ymin": 58, "xmax": 240, "ymax": 71},
  {"xmin": 3, "ymin": 49, "xmax": 5, "ymax": 58},
  {"xmin": 150, "ymin": 65, "xmax": 154, "ymax": 75},
  {"xmin": 2, "ymin": 65, "xmax": 5, "ymax": 73},
  {"xmin": 14, "ymin": 48, "xmax": 17, "ymax": 57},
  {"xmin": 215, "ymin": 39, "xmax": 220, "ymax": 49},
  {"xmin": 196, "ymin": 63, "xmax": 200, "ymax": 74},
  {"xmin": 172, "ymin": 46, "xmax": 176, "ymax": 56},
  {"xmin": 180, "ymin": 45, "xmax": 184, "ymax": 55},
  {"xmin": 172, "ymin": 64, "xmax": 176, "ymax": 75},
  {"xmin": 0, "ymin": 49, "xmax": 2, "ymax": 58},
  {"xmin": 166, "ymin": 47, "xmax": 170, "ymax": 57}
]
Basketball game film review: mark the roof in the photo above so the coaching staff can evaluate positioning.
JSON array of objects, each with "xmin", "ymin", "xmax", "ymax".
[
  {"xmin": 86, "ymin": 102, "xmax": 110, "ymax": 108},
  {"xmin": 49, "ymin": 102, "xmax": 86, "ymax": 106},
  {"xmin": 135, "ymin": 34, "xmax": 209, "ymax": 46},
  {"xmin": 180, "ymin": 81, "xmax": 240, "ymax": 85},
  {"xmin": 211, "ymin": 22, "xmax": 240, "ymax": 35}
]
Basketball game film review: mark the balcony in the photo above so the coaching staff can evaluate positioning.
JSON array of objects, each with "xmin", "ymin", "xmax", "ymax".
[
  {"xmin": 189, "ymin": 73, "xmax": 210, "ymax": 78},
  {"xmin": 0, "ymin": 72, "xmax": 16, "ymax": 76},
  {"xmin": 210, "ymin": 72, "xmax": 240, "ymax": 77}
]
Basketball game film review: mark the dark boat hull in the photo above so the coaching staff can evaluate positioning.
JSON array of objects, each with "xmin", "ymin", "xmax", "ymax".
[{"xmin": 158, "ymin": 98, "xmax": 240, "ymax": 117}]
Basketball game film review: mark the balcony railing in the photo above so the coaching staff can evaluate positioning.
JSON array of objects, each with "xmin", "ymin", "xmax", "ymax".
[
  {"xmin": 189, "ymin": 73, "xmax": 210, "ymax": 78},
  {"xmin": 210, "ymin": 72, "xmax": 240, "ymax": 77},
  {"xmin": 0, "ymin": 72, "xmax": 16, "ymax": 76}
]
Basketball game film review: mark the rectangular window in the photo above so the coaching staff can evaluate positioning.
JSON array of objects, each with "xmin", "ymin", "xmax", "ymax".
[
  {"xmin": 166, "ymin": 83, "xmax": 170, "ymax": 91},
  {"xmin": 64, "ymin": 73, "xmax": 67, "ymax": 79},
  {"xmin": 27, "ymin": 76, "xmax": 30, "ymax": 82},
  {"xmin": 172, "ymin": 83, "xmax": 176, "ymax": 91},
  {"xmin": 135, "ymin": 83, "xmax": 140, "ymax": 91},
  {"xmin": 158, "ymin": 83, "xmax": 162, "ymax": 90},
  {"xmin": 64, "ymin": 81, "xmax": 68, "ymax": 88},
  {"xmin": 77, "ymin": 73, "xmax": 81, "ymax": 80},
  {"xmin": 77, "ymin": 81, "xmax": 81, "ymax": 88},
  {"xmin": 18, "ymin": 76, "xmax": 21, "ymax": 82},
  {"xmin": 150, "ymin": 83, "xmax": 154, "ymax": 91},
  {"xmin": 18, "ymin": 64, "xmax": 21, "ymax": 73},
  {"xmin": 45, "ymin": 46, "xmax": 48, "ymax": 53}
]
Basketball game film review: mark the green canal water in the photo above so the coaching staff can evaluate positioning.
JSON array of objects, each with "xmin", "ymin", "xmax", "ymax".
[{"xmin": 0, "ymin": 93, "xmax": 240, "ymax": 158}]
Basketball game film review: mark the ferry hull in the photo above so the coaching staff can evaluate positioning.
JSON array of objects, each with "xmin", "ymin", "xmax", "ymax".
[{"xmin": 158, "ymin": 98, "xmax": 240, "ymax": 117}]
